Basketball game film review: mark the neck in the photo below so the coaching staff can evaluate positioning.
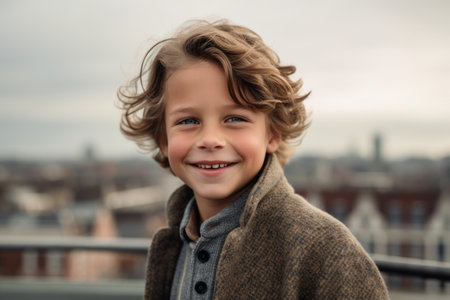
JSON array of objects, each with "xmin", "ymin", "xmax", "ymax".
[{"xmin": 195, "ymin": 184, "xmax": 251, "ymax": 223}]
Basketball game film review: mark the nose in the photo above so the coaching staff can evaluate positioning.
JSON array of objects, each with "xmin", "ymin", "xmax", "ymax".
[{"xmin": 196, "ymin": 125, "xmax": 225, "ymax": 151}]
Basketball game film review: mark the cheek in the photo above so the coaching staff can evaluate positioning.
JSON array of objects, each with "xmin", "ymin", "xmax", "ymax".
[
  {"xmin": 233, "ymin": 132, "xmax": 268, "ymax": 156},
  {"xmin": 166, "ymin": 134, "xmax": 190, "ymax": 162}
]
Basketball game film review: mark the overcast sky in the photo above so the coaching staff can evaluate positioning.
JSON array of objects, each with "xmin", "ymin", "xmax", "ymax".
[{"xmin": 1, "ymin": 0, "xmax": 449, "ymax": 161}]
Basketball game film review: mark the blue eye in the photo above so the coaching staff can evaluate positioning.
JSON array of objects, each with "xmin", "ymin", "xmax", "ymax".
[
  {"xmin": 179, "ymin": 118, "xmax": 198, "ymax": 125},
  {"xmin": 226, "ymin": 116, "xmax": 245, "ymax": 122}
]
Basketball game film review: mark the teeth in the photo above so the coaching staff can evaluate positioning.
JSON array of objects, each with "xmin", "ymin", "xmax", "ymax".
[{"xmin": 197, "ymin": 163, "xmax": 230, "ymax": 169}]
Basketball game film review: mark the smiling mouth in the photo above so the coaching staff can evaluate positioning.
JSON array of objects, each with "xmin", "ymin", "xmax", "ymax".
[{"xmin": 192, "ymin": 162, "xmax": 235, "ymax": 169}]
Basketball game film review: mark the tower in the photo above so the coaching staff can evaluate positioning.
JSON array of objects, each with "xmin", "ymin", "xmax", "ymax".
[{"xmin": 373, "ymin": 132, "xmax": 383, "ymax": 170}]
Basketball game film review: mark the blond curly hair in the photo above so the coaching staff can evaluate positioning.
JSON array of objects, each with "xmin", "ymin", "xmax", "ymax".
[{"xmin": 118, "ymin": 20, "xmax": 309, "ymax": 168}]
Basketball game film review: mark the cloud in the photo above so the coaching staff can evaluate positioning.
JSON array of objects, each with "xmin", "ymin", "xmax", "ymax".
[{"xmin": 1, "ymin": 0, "xmax": 449, "ymax": 159}]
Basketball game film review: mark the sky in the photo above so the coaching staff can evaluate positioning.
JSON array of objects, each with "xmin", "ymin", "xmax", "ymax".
[{"xmin": 0, "ymin": 0, "xmax": 449, "ymax": 161}]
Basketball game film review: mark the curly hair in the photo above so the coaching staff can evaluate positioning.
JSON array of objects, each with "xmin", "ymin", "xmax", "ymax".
[{"xmin": 118, "ymin": 20, "xmax": 309, "ymax": 168}]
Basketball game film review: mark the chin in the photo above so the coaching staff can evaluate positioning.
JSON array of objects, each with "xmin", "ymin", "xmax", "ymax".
[{"xmin": 198, "ymin": 191, "xmax": 232, "ymax": 200}]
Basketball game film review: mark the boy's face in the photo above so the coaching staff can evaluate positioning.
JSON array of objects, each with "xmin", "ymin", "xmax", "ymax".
[{"xmin": 161, "ymin": 60, "xmax": 280, "ymax": 209}]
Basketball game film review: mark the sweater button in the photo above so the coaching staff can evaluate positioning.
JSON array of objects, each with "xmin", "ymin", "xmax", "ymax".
[
  {"xmin": 197, "ymin": 250, "xmax": 210, "ymax": 263},
  {"xmin": 195, "ymin": 281, "xmax": 208, "ymax": 294}
]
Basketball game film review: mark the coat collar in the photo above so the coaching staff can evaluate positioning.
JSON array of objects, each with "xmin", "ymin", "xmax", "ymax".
[
  {"xmin": 240, "ymin": 154, "xmax": 289, "ymax": 226},
  {"xmin": 166, "ymin": 184, "xmax": 193, "ymax": 227}
]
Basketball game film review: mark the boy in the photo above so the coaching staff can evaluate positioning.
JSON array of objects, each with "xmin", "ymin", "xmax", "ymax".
[{"xmin": 119, "ymin": 20, "xmax": 389, "ymax": 299}]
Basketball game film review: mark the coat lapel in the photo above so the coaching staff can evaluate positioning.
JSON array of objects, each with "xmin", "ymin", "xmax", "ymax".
[{"xmin": 144, "ymin": 185, "xmax": 193, "ymax": 299}]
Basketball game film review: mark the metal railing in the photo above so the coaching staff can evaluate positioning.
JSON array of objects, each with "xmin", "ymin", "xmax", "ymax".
[
  {"xmin": 0, "ymin": 236, "xmax": 149, "ymax": 253},
  {"xmin": 1, "ymin": 236, "xmax": 450, "ymax": 281}
]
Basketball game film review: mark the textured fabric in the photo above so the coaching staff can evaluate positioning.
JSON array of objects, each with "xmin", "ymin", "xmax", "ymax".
[
  {"xmin": 144, "ymin": 154, "xmax": 390, "ymax": 299},
  {"xmin": 170, "ymin": 188, "xmax": 249, "ymax": 299},
  {"xmin": 169, "ymin": 241, "xmax": 194, "ymax": 300},
  {"xmin": 184, "ymin": 201, "xmax": 200, "ymax": 242}
]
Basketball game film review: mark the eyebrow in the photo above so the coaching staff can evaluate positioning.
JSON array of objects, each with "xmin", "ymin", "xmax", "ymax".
[
  {"xmin": 166, "ymin": 106, "xmax": 196, "ymax": 117},
  {"xmin": 167, "ymin": 103, "xmax": 248, "ymax": 115}
]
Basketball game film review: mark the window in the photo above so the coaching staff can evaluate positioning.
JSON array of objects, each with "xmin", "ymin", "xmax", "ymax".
[
  {"xmin": 332, "ymin": 200, "xmax": 346, "ymax": 223},
  {"xmin": 388, "ymin": 203, "xmax": 402, "ymax": 227},
  {"xmin": 411, "ymin": 204, "xmax": 425, "ymax": 228}
]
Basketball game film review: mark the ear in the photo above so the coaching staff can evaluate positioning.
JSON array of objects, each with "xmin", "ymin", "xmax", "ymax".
[
  {"xmin": 266, "ymin": 131, "xmax": 281, "ymax": 154},
  {"xmin": 159, "ymin": 140, "xmax": 168, "ymax": 157}
]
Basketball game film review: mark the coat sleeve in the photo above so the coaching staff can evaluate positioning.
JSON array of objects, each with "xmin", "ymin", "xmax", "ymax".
[{"xmin": 312, "ymin": 224, "xmax": 390, "ymax": 299}]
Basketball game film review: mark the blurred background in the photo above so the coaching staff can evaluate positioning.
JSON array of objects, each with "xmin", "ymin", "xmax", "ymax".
[{"xmin": 1, "ymin": 0, "xmax": 449, "ymax": 299}]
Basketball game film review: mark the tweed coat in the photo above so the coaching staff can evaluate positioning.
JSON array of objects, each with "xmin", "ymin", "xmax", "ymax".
[{"xmin": 144, "ymin": 155, "xmax": 389, "ymax": 299}]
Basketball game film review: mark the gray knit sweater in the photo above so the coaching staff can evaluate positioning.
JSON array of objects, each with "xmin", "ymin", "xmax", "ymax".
[
  {"xmin": 145, "ymin": 154, "xmax": 390, "ymax": 299},
  {"xmin": 170, "ymin": 187, "xmax": 249, "ymax": 299}
]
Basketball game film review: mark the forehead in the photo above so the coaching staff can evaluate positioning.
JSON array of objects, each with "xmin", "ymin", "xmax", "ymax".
[
  {"xmin": 165, "ymin": 60, "xmax": 226, "ymax": 93},
  {"xmin": 164, "ymin": 60, "xmax": 233, "ymax": 110},
  {"xmin": 163, "ymin": 60, "xmax": 268, "ymax": 120}
]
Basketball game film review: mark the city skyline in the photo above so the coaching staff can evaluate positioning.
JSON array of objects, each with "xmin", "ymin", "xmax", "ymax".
[{"xmin": 1, "ymin": 0, "xmax": 449, "ymax": 160}]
